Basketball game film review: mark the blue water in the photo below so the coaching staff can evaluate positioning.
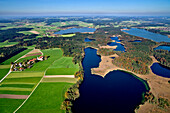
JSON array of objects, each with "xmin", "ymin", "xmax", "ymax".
[
  {"xmin": 84, "ymin": 38, "xmax": 95, "ymax": 42},
  {"xmin": 151, "ymin": 63, "xmax": 170, "ymax": 78},
  {"xmin": 110, "ymin": 57, "xmax": 115, "ymax": 59},
  {"xmin": 154, "ymin": 45, "xmax": 170, "ymax": 51},
  {"xmin": 129, "ymin": 40, "xmax": 142, "ymax": 42},
  {"xmin": 109, "ymin": 37, "xmax": 126, "ymax": 52},
  {"xmin": 107, "ymin": 42, "xmax": 126, "ymax": 52},
  {"xmin": 110, "ymin": 37, "xmax": 121, "ymax": 42},
  {"xmin": 72, "ymin": 47, "xmax": 148, "ymax": 113},
  {"xmin": 54, "ymin": 27, "xmax": 96, "ymax": 35},
  {"xmin": 123, "ymin": 28, "xmax": 170, "ymax": 42}
]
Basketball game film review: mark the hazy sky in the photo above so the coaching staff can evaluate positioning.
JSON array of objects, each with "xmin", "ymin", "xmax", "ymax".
[{"xmin": 0, "ymin": 0, "xmax": 170, "ymax": 16}]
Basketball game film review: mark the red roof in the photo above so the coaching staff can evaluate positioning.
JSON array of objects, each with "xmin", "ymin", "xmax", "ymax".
[
  {"xmin": 29, "ymin": 58, "xmax": 37, "ymax": 62},
  {"xmin": 39, "ymin": 56, "xmax": 43, "ymax": 58}
]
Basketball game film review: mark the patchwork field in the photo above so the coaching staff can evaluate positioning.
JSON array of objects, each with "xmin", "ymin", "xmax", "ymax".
[{"xmin": 0, "ymin": 48, "xmax": 79, "ymax": 112}]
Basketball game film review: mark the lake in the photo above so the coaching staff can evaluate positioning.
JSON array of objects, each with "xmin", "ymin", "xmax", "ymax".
[
  {"xmin": 84, "ymin": 38, "xmax": 95, "ymax": 42},
  {"xmin": 72, "ymin": 47, "xmax": 149, "ymax": 113},
  {"xmin": 154, "ymin": 45, "xmax": 170, "ymax": 51},
  {"xmin": 54, "ymin": 27, "xmax": 96, "ymax": 35},
  {"xmin": 110, "ymin": 37, "xmax": 121, "ymax": 42},
  {"xmin": 123, "ymin": 28, "xmax": 170, "ymax": 42},
  {"xmin": 151, "ymin": 63, "xmax": 170, "ymax": 78},
  {"xmin": 107, "ymin": 42, "xmax": 125, "ymax": 52},
  {"xmin": 108, "ymin": 37, "xmax": 125, "ymax": 52}
]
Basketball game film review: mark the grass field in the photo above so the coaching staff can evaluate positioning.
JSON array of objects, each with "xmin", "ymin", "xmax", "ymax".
[
  {"xmin": 0, "ymin": 98, "xmax": 25, "ymax": 113},
  {"xmin": 3, "ymin": 77, "xmax": 42, "ymax": 84},
  {"xmin": 1, "ymin": 49, "xmax": 33, "ymax": 65},
  {"xmin": 0, "ymin": 68, "xmax": 10, "ymax": 80},
  {"xmin": 0, "ymin": 84, "xmax": 34, "ymax": 88},
  {"xmin": 6, "ymin": 72, "xmax": 44, "ymax": 78},
  {"xmin": 17, "ymin": 82, "xmax": 73, "ymax": 113},
  {"xmin": 42, "ymin": 77, "xmax": 77, "ymax": 83},
  {"xmin": 45, "ymin": 57, "xmax": 79, "ymax": 75},
  {"xmin": 61, "ymin": 33, "xmax": 76, "ymax": 37},
  {"xmin": 0, "ymin": 90, "xmax": 31, "ymax": 95},
  {"xmin": 46, "ymin": 68, "xmax": 79, "ymax": 75}
]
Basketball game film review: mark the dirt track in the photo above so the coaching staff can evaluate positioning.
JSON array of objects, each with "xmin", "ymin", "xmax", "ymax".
[
  {"xmin": 44, "ymin": 75, "xmax": 75, "ymax": 78},
  {"xmin": 0, "ymin": 94, "xmax": 28, "ymax": 99}
]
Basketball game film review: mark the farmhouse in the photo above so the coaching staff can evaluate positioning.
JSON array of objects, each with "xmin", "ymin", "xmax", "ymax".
[{"xmin": 37, "ymin": 56, "xmax": 44, "ymax": 61}]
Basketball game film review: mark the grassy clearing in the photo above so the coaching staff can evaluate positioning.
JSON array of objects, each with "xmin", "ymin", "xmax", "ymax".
[
  {"xmin": 61, "ymin": 33, "xmax": 76, "ymax": 37},
  {"xmin": 17, "ymin": 82, "xmax": 73, "ymax": 113},
  {"xmin": 0, "ymin": 98, "xmax": 25, "ymax": 113},
  {"xmin": 1, "ymin": 49, "xmax": 33, "ymax": 65},
  {"xmin": 6, "ymin": 72, "xmax": 44, "ymax": 78},
  {"xmin": 45, "ymin": 57, "xmax": 79, "ymax": 75},
  {"xmin": 42, "ymin": 77, "xmax": 77, "ymax": 83}
]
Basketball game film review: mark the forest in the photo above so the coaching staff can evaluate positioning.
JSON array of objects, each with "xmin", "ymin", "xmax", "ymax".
[
  {"xmin": 0, "ymin": 28, "xmax": 33, "ymax": 42},
  {"xmin": 154, "ymin": 49, "xmax": 170, "ymax": 67}
]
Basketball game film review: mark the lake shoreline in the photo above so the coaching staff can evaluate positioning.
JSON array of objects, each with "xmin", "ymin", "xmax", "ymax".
[{"xmin": 91, "ymin": 48, "xmax": 170, "ymax": 113}]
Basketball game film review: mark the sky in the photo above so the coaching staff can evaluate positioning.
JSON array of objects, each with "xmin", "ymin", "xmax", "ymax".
[{"xmin": 0, "ymin": 0, "xmax": 170, "ymax": 16}]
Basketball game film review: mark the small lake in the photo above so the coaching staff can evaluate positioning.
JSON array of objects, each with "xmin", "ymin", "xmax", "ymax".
[
  {"xmin": 123, "ymin": 28, "xmax": 170, "ymax": 42},
  {"xmin": 110, "ymin": 37, "xmax": 121, "ymax": 42},
  {"xmin": 54, "ymin": 27, "xmax": 96, "ymax": 35},
  {"xmin": 109, "ymin": 37, "xmax": 125, "ymax": 52},
  {"xmin": 151, "ymin": 63, "xmax": 170, "ymax": 78},
  {"xmin": 72, "ymin": 47, "xmax": 149, "ymax": 113},
  {"xmin": 107, "ymin": 42, "xmax": 126, "ymax": 52},
  {"xmin": 84, "ymin": 38, "xmax": 95, "ymax": 42},
  {"xmin": 154, "ymin": 45, "xmax": 170, "ymax": 51}
]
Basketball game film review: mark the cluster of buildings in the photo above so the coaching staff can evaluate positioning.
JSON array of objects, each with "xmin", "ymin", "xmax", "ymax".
[{"xmin": 12, "ymin": 56, "xmax": 44, "ymax": 71}]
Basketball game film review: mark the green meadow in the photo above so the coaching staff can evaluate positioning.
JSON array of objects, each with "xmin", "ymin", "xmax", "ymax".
[
  {"xmin": 0, "ymin": 98, "xmax": 25, "ymax": 113},
  {"xmin": 42, "ymin": 77, "xmax": 77, "ymax": 83},
  {"xmin": 46, "ymin": 57, "xmax": 79, "ymax": 75},
  {"xmin": 0, "ymin": 68, "xmax": 10, "ymax": 80}
]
